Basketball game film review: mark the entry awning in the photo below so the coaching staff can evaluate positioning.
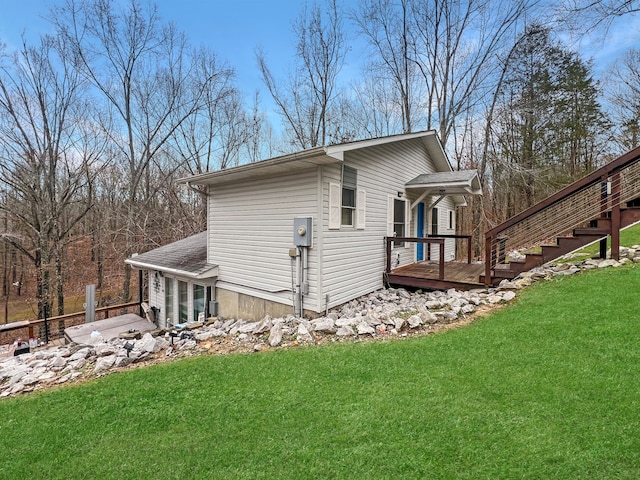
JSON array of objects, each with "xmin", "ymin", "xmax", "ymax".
[
  {"xmin": 406, "ymin": 170, "xmax": 482, "ymax": 195},
  {"xmin": 405, "ymin": 170, "xmax": 482, "ymax": 207}
]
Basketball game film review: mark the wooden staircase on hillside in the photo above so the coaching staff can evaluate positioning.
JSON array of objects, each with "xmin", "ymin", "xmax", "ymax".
[{"xmin": 482, "ymin": 146, "xmax": 640, "ymax": 286}]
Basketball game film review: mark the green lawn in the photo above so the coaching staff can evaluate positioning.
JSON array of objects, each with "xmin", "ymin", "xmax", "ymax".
[{"xmin": 1, "ymin": 265, "xmax": 639, "ymax": 479}]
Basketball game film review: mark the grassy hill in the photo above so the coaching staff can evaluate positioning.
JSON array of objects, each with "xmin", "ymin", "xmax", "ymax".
[{"xmin": 1, "ymin": 264, "xmax": 639, "ymax": 479}]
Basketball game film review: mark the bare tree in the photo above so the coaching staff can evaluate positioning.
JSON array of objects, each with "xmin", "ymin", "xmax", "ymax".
[
  {"xmin": 257, "ymin": 0, "xmax": 348, "ymax": 148},
  {"xmin": 354, "ymin": 0, "xmax": 535, "ymax": 147},
  {"xmin": 51, "ymin": 0, "xmax": 229, "ymax": 301},
  {"xmin": 354, "ymin": 0, "xmax": 421, "ymax": 133},
  {"xmin": 0, "ymin": 36, "xmax": 100, "ymax": 318},
  {"xmin": 559, "ymin": 0, "xmax": 640, "ymax": 33},
  {"xmin": 607, "ymin": 48, "xmax": 640, "ymax": 151}
]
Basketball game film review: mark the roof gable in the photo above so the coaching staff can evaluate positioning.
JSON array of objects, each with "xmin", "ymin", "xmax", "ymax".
[{"xmin": 179, "ymin": 130, "xmax": 451, "ymax": 187}]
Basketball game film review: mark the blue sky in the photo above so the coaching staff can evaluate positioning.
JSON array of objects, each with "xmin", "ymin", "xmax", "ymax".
[
  {"xmin": 1, "ymin": 0, "xmax": 639, "ymax": 122},
  {"xmin": 0, "ymin": 0, "xmax": 361, "ymax": 103}
]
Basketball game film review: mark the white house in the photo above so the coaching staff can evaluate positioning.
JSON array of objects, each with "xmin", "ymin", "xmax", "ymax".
[{"xmin": 126, "ymin": 130, "xmax": 481, "ymax": 325}]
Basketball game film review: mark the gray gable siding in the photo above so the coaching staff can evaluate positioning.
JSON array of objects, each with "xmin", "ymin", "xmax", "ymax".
[{"xmin": 208, "ymin": 168, "xmax": 319, "ymax": 310}]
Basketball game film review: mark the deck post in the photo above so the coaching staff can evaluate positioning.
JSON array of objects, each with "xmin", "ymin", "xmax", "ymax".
[
  {"xmin": 484, "ymin": 234, "xmax": 492, "ymax": 285},
  {"xmin": 438, "ymin": 239, "xmax": 445, "ymax": 279},
  {"xmin": 611, "ymin": 171, "xmax": 621, "ymax": 260},
  {"xmin": 138, "ymin": 270, "xmax": 144, "ymax": 317}
]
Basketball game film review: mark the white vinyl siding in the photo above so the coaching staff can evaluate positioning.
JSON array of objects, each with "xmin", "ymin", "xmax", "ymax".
[
  {"xmin": 322, "ymin": 138, "xmax": 437, "ymax": 308},
  {"xmin": 208, "ymin": 169, "xmax": 319, "ymax": 310}
]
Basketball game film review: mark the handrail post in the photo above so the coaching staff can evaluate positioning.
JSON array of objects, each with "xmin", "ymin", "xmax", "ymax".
[
  {"xmin": 611, "ymin": 170, "xmax": 621, "ymax": 260},
  {"xmin": 484, "ymin": 234, "xmax": 492, "ymax": 286},
  {"xmin": 467, "ymin": 236, "xmax": 472, "ymax": 264}
]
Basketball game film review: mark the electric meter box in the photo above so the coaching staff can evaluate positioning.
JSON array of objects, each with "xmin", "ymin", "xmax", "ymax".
[{"xmin": 293, "ymin": 217, "xmax": 313, "ymax": 247}]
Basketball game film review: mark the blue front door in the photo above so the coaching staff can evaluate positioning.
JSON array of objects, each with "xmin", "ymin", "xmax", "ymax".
[{"xmin": 417, "ymin": 202, "xmax": 425, "ymax": 260}]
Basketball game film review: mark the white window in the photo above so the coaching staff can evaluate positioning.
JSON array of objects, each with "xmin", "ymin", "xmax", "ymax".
[
  {"xmin": 329, "ymin": 165, "xmax": 365, "ymax": 230},
  {"xmin": 394, "ymin": 198, "xmax": 406, "ymax": 239},
  {"xmin": 341, "ymin": 165, "xmax": 357, "ymax": 226},
  {"xmin": 431, "ymin": 207, "xmax": 439, "ymax": 235},
  {"xmin": 387, "ymin": 196, "xmax": 409, "ymax": 248}
]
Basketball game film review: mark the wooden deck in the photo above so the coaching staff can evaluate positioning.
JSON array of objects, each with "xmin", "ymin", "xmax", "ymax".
[{"xmin": 386, "ymin": 261, "xmax": 486, "ymax": 290}]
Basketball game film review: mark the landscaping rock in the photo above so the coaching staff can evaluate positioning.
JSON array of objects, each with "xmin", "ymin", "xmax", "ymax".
[
  {"xmin": 336, "ymin": 325, "xmax": 356, "ymax": 336},
  {"xmin": 94, "ymin": 355, "xmax": 116, "ymax": 373},
  {"xmin": 356, "ymin": 322, "xmax": 375, "ymax": 335},
  {"xmin": 268, "ymin": 323, "xmax": 283, "ymax": 347},
  {"xmin": 2, "ymin": 245, "xmax": 637, "ymax": 399},
  {"xmin": 312, "ymin": 318, "xmax": 336, "ymax": 333}
]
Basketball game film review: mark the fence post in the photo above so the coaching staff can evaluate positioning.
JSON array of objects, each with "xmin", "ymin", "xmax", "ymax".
[{"xmin": 43, "ymin": 304, "xmax": 50, "ymax": 344}]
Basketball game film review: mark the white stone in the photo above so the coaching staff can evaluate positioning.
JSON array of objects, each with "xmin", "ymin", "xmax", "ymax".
[
  {"xmin": 238, "ymin": 321, "xmax": 259, "ymax": 334},
  {"xmin": 195, "ymin": 331, "xmax": 215, "ymax": 341},
  {"xmin": 312, "ymin": 318, "xmax": 336, "ymax": 332},
  {"xmin": 335, "ymin": 317, "xmax": 355, "ymax": 327},
  {"xmin": 49, "ymin": 356, "xmax": 67, "ymax": 369},
  {"xmin": 407, "ymin": 314, "xmax": 422, "ymax": 328},
  {"xmin": 297, "ymin": 322, "xmax": 311, "ymax": 336},
  {"xmin": 461, "ymin": 304, "xmax": 476, "ymax": 314},
  {"xmin": 356, "ymin": 322, "xmax": 375, "ymax": 335},
  {"xmin": 177, "ymin": 340, "xmax": 197, "ymax": 350},
  {"xmin": 502, "ymin": 291, "xmax": 516, "ymax": 302},
  {"xmin": 336, "ymin": 325, "xmax": 356, "ymax": 336},
  {"xmin": 94, "ymin": 355, "xmax": 116, "ymax": 373},
  {"xmin": 138, "ymin": 333, "xmax": 161, "ymax": 353},
  {"xmin": 69, "ymin": 348, "xmax": 91, "ymax": 361},
  {"xmin": 487, "ymin": 295, "xmax": 503, "ymax": 304},
  {"xmin": 95, "ymin": 344, "xmax": 117, "ymax": 357},
  {"xmin": 114, "ymin": 356, "xmax": 133, "ymax": 368},
  {"xmin": 420, "ymin": 309, "xmax": 437, "ymax": 324},
  {"xmin": 253, "ymin": 317, "xmax": 272, "ymax": 334},
  {"xmin": 269, "ymin": 323, "xmax": 283, "ymax": 347}
]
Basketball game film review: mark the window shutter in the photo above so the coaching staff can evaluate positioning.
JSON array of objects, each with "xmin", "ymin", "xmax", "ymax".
[
  {"xmin": 329, "ymin": 182, "xmax": 341, "ymax": 230},
  {"xmin": 356, "ymin": 189, "xmax": 366, "ymax": 229},
  {"xmin": 404, "ymin": 199, "xmax": 411, "ymax": 248},
  {"xmin": 387, "ymin": 196, "xmax": 394, "ymax": 237}
]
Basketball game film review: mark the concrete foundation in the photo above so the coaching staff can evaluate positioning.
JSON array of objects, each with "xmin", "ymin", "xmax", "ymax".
[{"xmin": 216, "ymin": 288, "xmax": 319, "ymax": 320}]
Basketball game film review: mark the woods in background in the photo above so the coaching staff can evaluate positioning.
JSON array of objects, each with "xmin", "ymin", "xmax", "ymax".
[{"xmin": 0, "ymin": 0, "xmax": 638, "ymax": 321}]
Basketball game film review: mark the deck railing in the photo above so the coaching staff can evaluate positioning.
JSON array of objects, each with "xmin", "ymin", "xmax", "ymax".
[
  {"xmin": 484, "ymin": 146, "xmax": 640, "ymax": 283},
  {"xmin": 0, "ymin": 301, "xmax": 142, "ymax": 346},
  {"xmin": 385, "ymin": 235, "xmax": 473, "ymax": 280}
]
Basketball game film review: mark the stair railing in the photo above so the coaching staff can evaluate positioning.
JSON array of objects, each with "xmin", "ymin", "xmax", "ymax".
[{"xmin": 484, "ymin": 146, "xmax": 640, "ymax": 284}]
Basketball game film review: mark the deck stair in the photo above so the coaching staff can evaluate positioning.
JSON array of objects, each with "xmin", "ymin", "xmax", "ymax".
[{"xmin": 482, "ymin": 146, "xmax": 640, "ymax": 286}]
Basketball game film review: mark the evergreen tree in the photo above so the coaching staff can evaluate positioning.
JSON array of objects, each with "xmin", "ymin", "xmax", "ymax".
[{"xmin": 491, "ymin": 24, "xmax": 610, "ymax": 217}]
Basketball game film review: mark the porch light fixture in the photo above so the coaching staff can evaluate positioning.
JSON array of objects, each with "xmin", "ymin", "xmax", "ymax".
[{"xmin": 397, "ymin": 191, "xmax": 404, "ymax": 198}]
